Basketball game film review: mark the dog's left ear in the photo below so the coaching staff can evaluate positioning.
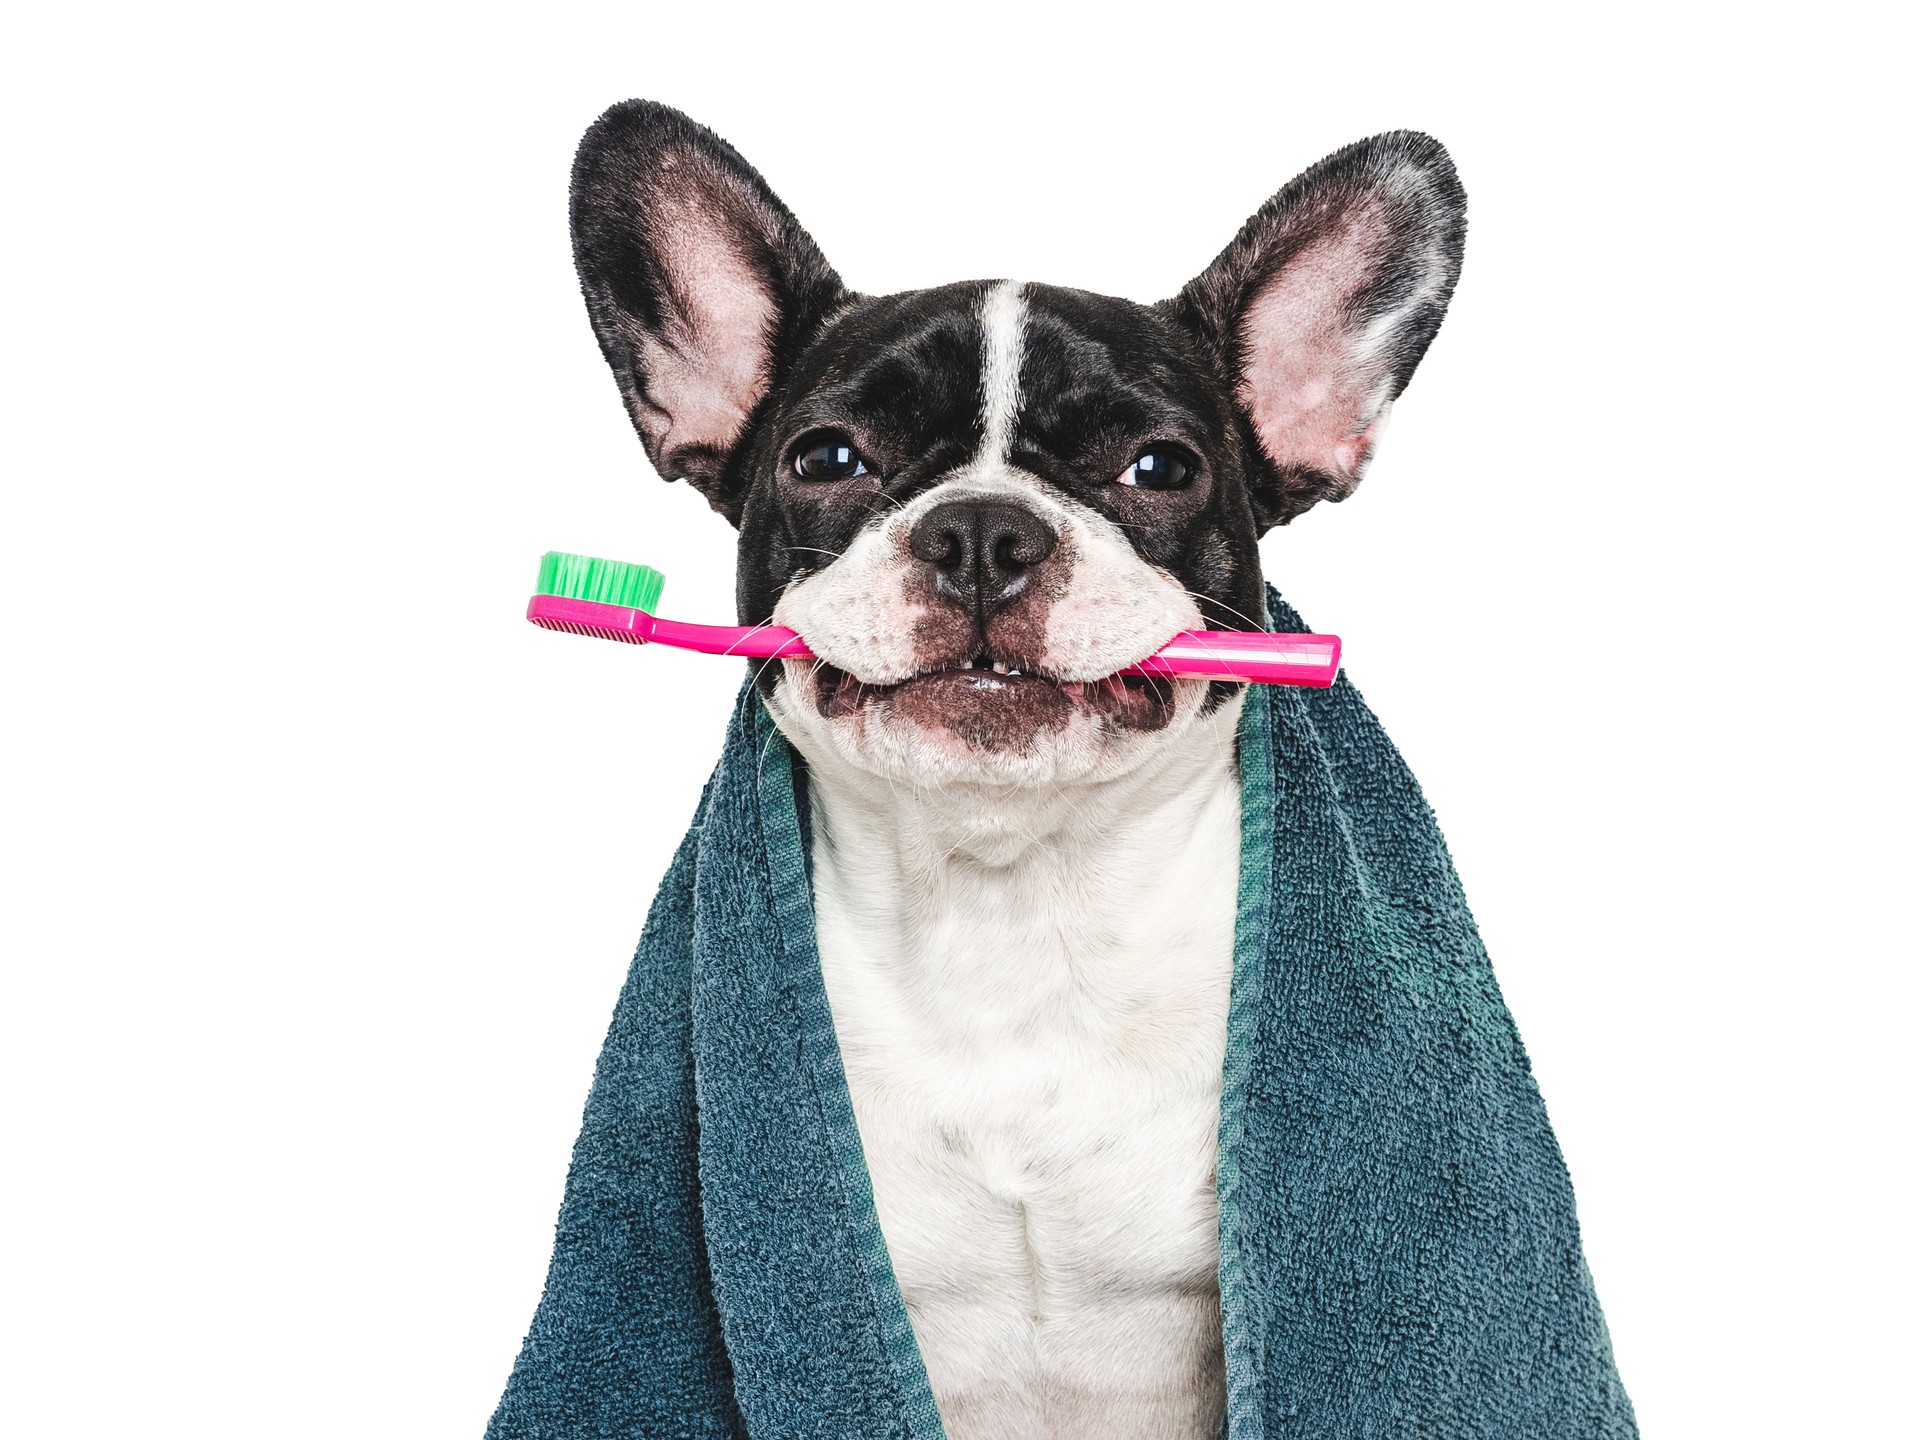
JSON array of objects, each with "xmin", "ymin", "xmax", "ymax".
[
  {"xmin": 1168, "ymin": 132, "xmax": 1466, "ymax": 530},
  {"xmin": 571, "ymin": 101, "xmax": 847, "ymax": 524}
]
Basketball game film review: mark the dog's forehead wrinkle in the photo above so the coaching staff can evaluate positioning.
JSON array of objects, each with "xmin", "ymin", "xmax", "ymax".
[
  {"xmin": 1019, "ymin": 283, "xmax": 1226, "ymax": 407},
  {"xmin": 772, "ymin": 283, "xmax": 992, "ymax": 460}
]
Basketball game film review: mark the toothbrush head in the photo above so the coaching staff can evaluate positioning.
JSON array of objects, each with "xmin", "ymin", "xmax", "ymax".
[
  {"xmin": 535, "ymin": 551, "xmax": 665, "ymax": 612},
  {"xmin": 528, "ymin": 551, "xmax": 668, "ymax": 645}
]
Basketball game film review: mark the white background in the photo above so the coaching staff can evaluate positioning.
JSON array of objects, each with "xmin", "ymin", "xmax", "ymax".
[{"xmin": 4, "ymin": 3, "xmax": 1913, "ymax": 1436}]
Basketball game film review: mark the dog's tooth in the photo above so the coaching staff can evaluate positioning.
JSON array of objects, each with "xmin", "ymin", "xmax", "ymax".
[{"xmin": 992, "ymin": 660, "xmax": 1010, "ymax": 674}]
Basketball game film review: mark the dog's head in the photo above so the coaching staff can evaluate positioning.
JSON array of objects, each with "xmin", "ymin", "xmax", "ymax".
[{"xmin": 571, "ymin": 102, "xmax": 1464, "ymax": 789}]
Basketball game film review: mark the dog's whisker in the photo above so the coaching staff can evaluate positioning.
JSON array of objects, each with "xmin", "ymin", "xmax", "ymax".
[{"xmin": 1179, "ymin": 588, "xmax": 1266, "ymax": 633}]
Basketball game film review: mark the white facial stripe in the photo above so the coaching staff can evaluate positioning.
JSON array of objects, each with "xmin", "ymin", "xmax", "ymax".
[{"xmin": 977, "ymin": 280, "xmax": 1026, "ymax": 467}]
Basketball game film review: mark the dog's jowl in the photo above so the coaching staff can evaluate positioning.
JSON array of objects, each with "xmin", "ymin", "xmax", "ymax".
[{"xmin": 570, "ymin": 100, "xmax": 1464, "ymax": 1439}]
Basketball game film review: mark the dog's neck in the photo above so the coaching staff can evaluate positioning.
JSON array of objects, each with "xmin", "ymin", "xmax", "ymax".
[
  {"xmin": 804, "ymin": 696, "xmax": 1241, "ymax": 871},
  {"xmin": 794, "ymin": 693, "xmax": 1245, "ymax": 979}
]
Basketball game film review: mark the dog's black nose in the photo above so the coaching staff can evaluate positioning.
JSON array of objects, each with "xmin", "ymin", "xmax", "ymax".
[{"xmin": 908, "ymin": 498, "xmax": 1058, "ymax": 616}]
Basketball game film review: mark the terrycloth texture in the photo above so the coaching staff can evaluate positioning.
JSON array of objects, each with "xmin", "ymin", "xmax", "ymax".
[{"xmin": 488, "ymin": 590, "xmax": 1637, "ymax": 1439}]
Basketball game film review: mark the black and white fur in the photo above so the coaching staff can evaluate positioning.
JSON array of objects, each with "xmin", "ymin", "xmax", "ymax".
[{"xmin": 570, "ymin": 100, "xmax": 1464, "ymax": 1440}]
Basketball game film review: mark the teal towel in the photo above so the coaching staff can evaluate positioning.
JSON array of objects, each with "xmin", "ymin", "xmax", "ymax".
[{"xmin": 487, "ymin": 590, "xmax": 1636, "ymax": 1438}]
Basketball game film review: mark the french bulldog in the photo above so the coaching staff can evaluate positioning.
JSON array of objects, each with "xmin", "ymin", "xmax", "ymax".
[{"xmin": 569, "ymin": 99, "xmax": 1464, "ymax": 1439}]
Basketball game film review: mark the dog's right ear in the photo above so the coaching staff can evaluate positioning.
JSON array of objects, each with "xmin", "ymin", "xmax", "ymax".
[
  {"xmin": 1167, "ymin": 132, "xmax": 1466, "ymax": 531},
  {"xmin": 570, "ymin": 101, "xmax": 846, "ymax": 524}
]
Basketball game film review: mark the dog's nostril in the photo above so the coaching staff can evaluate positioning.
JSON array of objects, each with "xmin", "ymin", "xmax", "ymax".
[
  {"xmin": 995, "ymin": 531, "xmax": 1049, "ymax": 571},
  {"xmin": 908, "ymin": 515, "xmax": 966, "ymax": 570}
]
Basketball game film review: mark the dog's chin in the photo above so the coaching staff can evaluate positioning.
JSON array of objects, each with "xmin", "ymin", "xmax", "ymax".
[{"xmin": 768, "ymin": 657, "xmax": 1209, "ymax": 789}]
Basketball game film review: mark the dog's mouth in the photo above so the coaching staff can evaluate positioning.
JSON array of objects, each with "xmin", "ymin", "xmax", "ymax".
[{"xmin": 810, "ymin": 650, "xmax": 1177, "ymax": 732}]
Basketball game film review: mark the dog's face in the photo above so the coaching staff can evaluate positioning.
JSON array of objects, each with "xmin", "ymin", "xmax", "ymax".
[
  {"xmin": 570, "ymin": 103, "xmax": 1463, "ymax": 788},
  {"xmin": 745, "ymin": 278, "xmax": 1262, "ymax": 789}
]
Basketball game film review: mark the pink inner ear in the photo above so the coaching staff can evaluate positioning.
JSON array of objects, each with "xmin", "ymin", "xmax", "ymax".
[
  {"xmin": 1238, "ymin": 209, "xmax": 1395, "ymax": 489},
  {"xmin": 633, "ymin": 194, "xmax": 777, "ymax": 471}
]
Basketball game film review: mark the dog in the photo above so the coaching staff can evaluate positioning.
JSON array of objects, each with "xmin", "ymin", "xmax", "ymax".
[{"xmin": 569, "ymin": 100, "xmax": 1464, "ymax": 1440}]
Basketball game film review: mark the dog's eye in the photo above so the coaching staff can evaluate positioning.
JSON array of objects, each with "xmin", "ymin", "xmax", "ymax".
[
  {"xmin": 793, "ymin": 433, "xmax": 870, "ymax": 482},
  {"xmin": 1114, "ymin": 447, "xmax": 1193, "ymax": 490}
]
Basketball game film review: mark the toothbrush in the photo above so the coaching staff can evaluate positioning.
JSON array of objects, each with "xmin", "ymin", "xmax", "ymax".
[{"xmin": 526, "ymin": 551, "xmax": 1342, "ymax": 688}]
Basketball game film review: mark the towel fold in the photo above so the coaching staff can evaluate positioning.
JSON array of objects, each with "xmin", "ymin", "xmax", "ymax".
[{"xmin": 487, "ymin": 589, "xmax": 1636, "ymax": 1439}]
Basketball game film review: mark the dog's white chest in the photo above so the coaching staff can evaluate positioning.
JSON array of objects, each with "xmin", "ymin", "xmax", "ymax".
[{"xmin": 809, "ymin": 752, "xmax": 1241, "ymax": 1440}]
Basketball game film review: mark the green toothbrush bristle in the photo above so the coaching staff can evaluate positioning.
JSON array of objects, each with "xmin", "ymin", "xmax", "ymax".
[{"xmin": 535, "ymin": 551, "xmax": 666, "ymax": 612}]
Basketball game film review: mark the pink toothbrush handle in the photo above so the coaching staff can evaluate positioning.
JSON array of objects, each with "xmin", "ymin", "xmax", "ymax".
[
  {"xmin": 527, "ymin": 594, "xmax": 811, "ymax": 657},
  {"xmin": 1124, "ymin": 631, "xmax": 1341, "ymax": 688},
  {"xmin": 526, "ymin": 593, "xmax": 1340, "ymax": 687}
]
